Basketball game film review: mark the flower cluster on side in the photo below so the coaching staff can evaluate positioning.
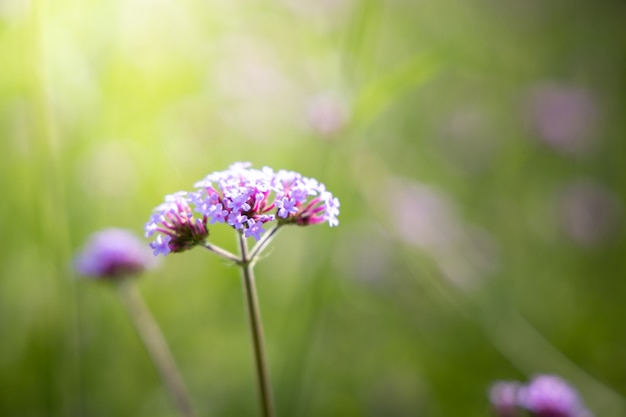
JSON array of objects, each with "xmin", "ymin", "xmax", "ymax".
[
  {"xmin": 489, "ymin": 375, "xmax": 592, "ymax": 417},
  {"xmin": 145, "ymin": 162, "xmax": 340, "ymax": 256},
  {"xmin": 145, "ymin": 191, "xmax": 210, "ymax": 256}
]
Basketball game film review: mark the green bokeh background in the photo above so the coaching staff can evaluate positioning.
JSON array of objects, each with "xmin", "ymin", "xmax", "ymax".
[{"xmin": 1, "ymin": 0, "xmax": 625, "ymax": 416}]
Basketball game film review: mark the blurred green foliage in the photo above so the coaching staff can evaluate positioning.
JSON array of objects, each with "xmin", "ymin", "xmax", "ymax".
[{"xmin": 1, "ymin": 0, "xmax": 625, "ymax": 416}]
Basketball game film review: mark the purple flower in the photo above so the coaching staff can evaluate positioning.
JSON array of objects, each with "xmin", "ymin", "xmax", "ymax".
[
  {"xmin": 227, "ymin": 212, "xmax": 248, "ymax": 230},
  {"xmin": 244, "ymin": 219, "xmax": 266, "ymax": 241},
  {"xmin": 519, "ymin": 375, "xmax": 589, "ymax": 417},
  {"xmin": 559, "ymin": 180, "xmax": 621, "ymax": 246},
  {"xmin": 144, "ymin": 192, "xmax": 210, "ymax": 256},
  {"xmin": 305, "ymin": 91, "xmax": 350, "ymax": 138},
  {"xmin": 489, "ymin": 381, "xmax": 522, "ymax": 417},
  {"xmin": 146, "ymin": 162, "xmax": 340, "ymax": 256},
  {"xmin": 150, "ymin": 234, "xmax": 172, "ymax": 257},
  {"xmin": 75, "ymin": 228, "xmax": 156, "ymax": 279},
  {"xmin": 524, "ymin": 83, "xmax": 600, "ymax": 156},
  {"xmin": 275, "ymin": 196, "xmax": 298, "ymax": 218}
]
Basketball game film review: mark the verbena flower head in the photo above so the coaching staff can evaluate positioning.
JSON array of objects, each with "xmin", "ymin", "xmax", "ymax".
[
  {"xmin": 489, "ymin": 381, "xmax": 522, "ymax": 417},
  {"xmin": 145, "ymin": 191, "xmax": 210, "ymax": 256},
  {"xmin": 75, "ymin": 228, "xmax": 155, "ymax": 279},
  {"xmin": 145, "ymin": 162, "xmax": 340, "ymax": 256},
  {"xmin": 518, "ymin": 375, "xmax": 590, "ymax": 417}
]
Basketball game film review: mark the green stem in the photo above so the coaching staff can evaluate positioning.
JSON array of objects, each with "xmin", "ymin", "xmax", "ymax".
[
  {"xmin": 238, "ymin": 233, "xmax": 276, "ymax": 417},
  {"xmin": 248, "ymin": 224, "xmax": 282, "ymax": 264},
  {"xmin": 203, "ymin": 242, "xmax": 241, "ymax": 264},
  {"xmin": 116, "ymin": 280, "xmax": 195, "ymax": 417}
]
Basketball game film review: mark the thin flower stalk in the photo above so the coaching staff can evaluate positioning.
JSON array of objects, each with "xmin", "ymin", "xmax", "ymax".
[
  {"xmin": 117, "ymin": 279, "xmax": 195, "ymax": 417},
  {"xmin": 238, "ymin": 232, "xmax": 276, "ymax": 417}
]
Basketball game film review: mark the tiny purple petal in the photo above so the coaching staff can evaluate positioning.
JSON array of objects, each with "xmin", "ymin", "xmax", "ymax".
[
  {"xmin": 276, "ymin": 196, "xmax": 298, "ymax": 218},
  {"xmin": 290, "ymin": 187, "xmax": 309, "ymax": 202},
  {"xmin": 227, "ymin": 212, "xmax": 248, "ymax": 230},
  {"xmin": 207, "ymin": 203, "xmax": 229, "ymax": 224},
  {"xmin": 324, "ymin": 194, "xmax": 340, "ymax": 227},
  {"xmin": 150, "ymin": 234, "xmax": 172, "ymax": 256},
  {"xmin": 144, "ymin": 221, "xmax": 159, "ymax": 237},
  {"xmin": 244, "ymin": 218, "xmax": 266, "ymax": 241}
]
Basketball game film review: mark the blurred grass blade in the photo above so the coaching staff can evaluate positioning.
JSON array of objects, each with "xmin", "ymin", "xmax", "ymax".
[{"xmin": 352, "ymin": 52, "xmax": 440, "ymax": 126}]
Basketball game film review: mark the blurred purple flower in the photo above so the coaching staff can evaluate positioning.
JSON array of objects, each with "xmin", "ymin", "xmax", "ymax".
[
  {"xmin": 386, "ymin": 178, "xmax": 499, "ymax": 288},
  {"xmin": 214, "ymin": 36, "xmax": 297, "ymax": 141},
  {"xmin": 559, "ymin": 180, "xmax": 621, "ymax": 246},
  {"xmin": 305, "ymin": 92, "xmax": 350, "ymax": 138},
  {"xmin": 489, "ymin": 381, "xmax": 522, "ymax": 417},
  {"xmin": 75, "ymin": 228, "xmax": 156, "ymax": 279},
  {"xmin": 525, "ymin": 83, "xmax": 600, "ymax": 155},
  {"xmin": 146, "ymin": 163, "xmax": 340, "ymax": 256},
  {"xmin": 388, "ymin": 180, "xmax": 461, "ymax": 251},
  {"xmin": 519, "ymin": 375, "xmax": 590, "ymax": 417}
]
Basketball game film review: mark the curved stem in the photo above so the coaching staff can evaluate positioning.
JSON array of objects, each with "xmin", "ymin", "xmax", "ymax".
[
  {"xmin": 248, "ymin": 224, "xmax": 283, "ymax": 264},
  {"xmin": 116, "ymin": 280, "xmax": 195, "ymax": 417},
  {"xmin": 203, "ymin": 242, "xmax": 242, "ymax": 264},
  {"xmin": 238, "ymin": 233, "xmax": 276, "ymax": 417}
]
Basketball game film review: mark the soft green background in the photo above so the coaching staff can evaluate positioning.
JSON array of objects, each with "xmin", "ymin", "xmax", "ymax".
[{"xmin": 1, "ymin": 0, "xmax": 625, "ymax": 416}]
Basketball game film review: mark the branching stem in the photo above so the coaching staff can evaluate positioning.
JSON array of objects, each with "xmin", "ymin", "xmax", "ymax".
[
  {"xmin": 248, "ymin": 224, "xmax": 282, "ymax": 264},
  {"xmin": 203, "ymin": 242, "xmax": 241, "ymax": 264}
]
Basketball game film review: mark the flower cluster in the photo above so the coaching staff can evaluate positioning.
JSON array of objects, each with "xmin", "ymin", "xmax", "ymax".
[
  {"xmin": 145, "ymin": 191, "xmax": 210, "ymax": 256},
  {"xmin": 489, "ymin": 375, "xmax": 592, "ymax": 417},
  {"xmin": 145, "ymin": 162, "xmax": 340, "ymax": 256},
  {"xmin": 75, "ymin": 228, "xmax": 156, "ymax": 279}
]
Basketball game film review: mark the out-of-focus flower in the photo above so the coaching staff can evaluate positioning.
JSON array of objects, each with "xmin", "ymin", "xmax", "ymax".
[
  {"xmin": 146, "ymin": 163, "xmax": 340, "ymax": 256},
  {"xmin": 216, "ymin": 39, "xmax": 289, "ymax": 102},
  {"xmin": 388, "ymin": 180, "xmax": 462, "ymax": 251},
  {"xmin": 305, "ymin": 92, "xmax": 350, "ymax": 138},
  {"xmin": 74, "ymin": 229, "xmax": 156, "ymax": 279},
  {"xmin": 559, "ymin": 179, "xmax": 621, "ymax": 246},
  {"xmin": 525, "ymin": 83, "xmax": 600, "ymax": 155},
  {"xmin": 489, "ymin": 381, "xmax": 522, "ymax": 417},
  {"xmin": 214, "ymin": 36, "xmax": 297, "ymax": 141},
  {"xmin": 386, "ymin": 178, "xmax": 499, "ymax": 288},
  {"xmin": 488, "ymin": 375, "xmax": 592, "ymax": 417},
  {"xmin": 518, "ymin": 375, "xmax": 590, "ymax": 417}
]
